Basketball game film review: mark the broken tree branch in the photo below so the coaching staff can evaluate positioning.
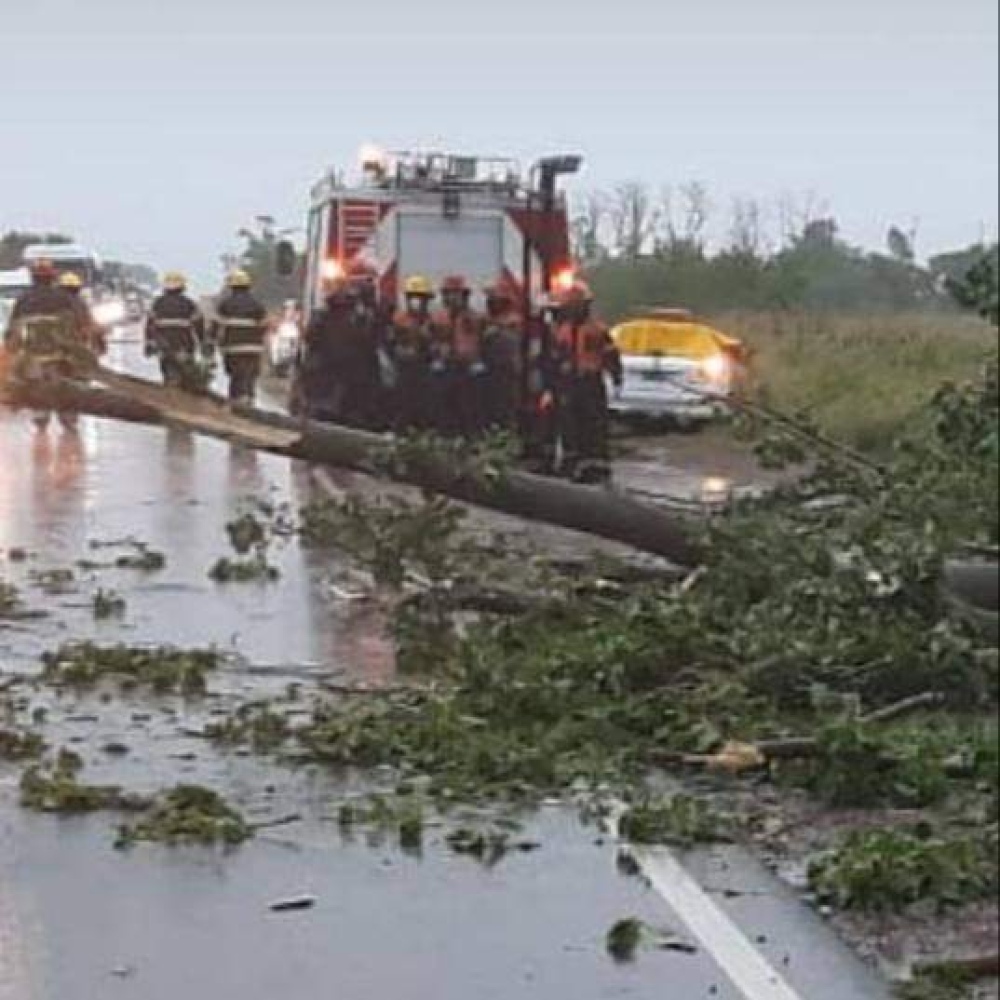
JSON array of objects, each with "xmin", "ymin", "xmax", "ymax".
[{"xmin": 652, "ymin": 691, "xmax": 945, "ymax": 771}]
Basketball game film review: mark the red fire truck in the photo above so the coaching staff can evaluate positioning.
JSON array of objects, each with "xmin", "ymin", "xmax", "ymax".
[{"xmin": 297, "ymin": 148, "xmax": 582, "ymax": 320}]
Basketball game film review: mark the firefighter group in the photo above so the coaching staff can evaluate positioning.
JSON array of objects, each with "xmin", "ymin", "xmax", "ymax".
[
  {"xmin": 5, "ymin": 257, "xmax": 624, "ymax": 481},
  {"xmin": 293, "ymin": 263, "xmax": 624, "ymax": 480}
]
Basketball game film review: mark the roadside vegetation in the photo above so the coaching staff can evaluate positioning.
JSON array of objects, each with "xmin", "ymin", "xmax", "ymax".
[{"xmin": 722, "ymin": 310, "xmax": 995, "ymax": 450}]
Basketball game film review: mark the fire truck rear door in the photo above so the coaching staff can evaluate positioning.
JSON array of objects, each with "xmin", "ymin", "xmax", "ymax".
[{"xmin": 396, "ymin": 211, "xmax": 503, "ymax": 309}]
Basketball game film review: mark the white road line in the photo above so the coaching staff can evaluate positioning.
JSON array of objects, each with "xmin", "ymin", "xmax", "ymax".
[{"xmin": 630, "ymin": 845, "xmax": 805, "ymax": 1000}]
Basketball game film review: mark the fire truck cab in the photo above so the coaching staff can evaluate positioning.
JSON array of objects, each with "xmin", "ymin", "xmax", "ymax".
[{"xmin": 300, "ymin": 149, "xmax": 580, "ymax": 321}]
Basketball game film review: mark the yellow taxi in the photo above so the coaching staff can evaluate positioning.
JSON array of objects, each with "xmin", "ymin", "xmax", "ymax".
[{"xmin": 609, "ymin": 308, "xmax": 746, "ymax": 425}]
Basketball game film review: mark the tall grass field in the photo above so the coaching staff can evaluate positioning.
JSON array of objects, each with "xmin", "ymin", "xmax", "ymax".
[{"xmin": 714, "ymin": 311, "xmax": 996, "ymax": 451}]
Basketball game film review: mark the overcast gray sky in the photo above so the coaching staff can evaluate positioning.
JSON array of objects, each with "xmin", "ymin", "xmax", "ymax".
[{"xmin": 1, "ymin": 0, "xmax": 996, "ymax": 288}]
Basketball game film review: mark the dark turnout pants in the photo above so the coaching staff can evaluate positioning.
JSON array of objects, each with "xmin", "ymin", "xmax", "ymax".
[
  {"xmin": 393, "ymin": 362, "xmax": 429, "ymax": 433},
  {"xmin": 454, "ymin": 363, "xmax": 488, "ymax": 437},
  {"xmin": 557, "ymin": 373, "xmax": 610, "ymax": 468},
  {"xmin": 225, "ymin": 354, "xmax": 261, "ymax": 403}
]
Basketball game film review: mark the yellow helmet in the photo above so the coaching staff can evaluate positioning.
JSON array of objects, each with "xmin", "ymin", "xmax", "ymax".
[
  {"xmin": 227, "ymin": 269, "xmax": 252, "ymax": 289},
  {"xmin": 59, "ymin": 272, "xmax": 83, "ymax": 290},
  {"xmin": 163, "ymin": 271, "xmax": 187, "ymax": 291},
  {"xmin": 404, "ymin": 275, "xmax": 434, "ymax": 298}
]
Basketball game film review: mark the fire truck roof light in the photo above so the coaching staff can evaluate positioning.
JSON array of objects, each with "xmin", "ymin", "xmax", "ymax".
[{"xmin": 358, "ymin": 143, "xmax": 386, "ymax": 169}]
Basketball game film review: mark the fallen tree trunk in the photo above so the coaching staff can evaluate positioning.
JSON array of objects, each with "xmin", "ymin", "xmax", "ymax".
[
  {"xmin": 2, "ymin": 372, "xmax": 704, "ymax": 567},
  {"xmin": 913, "ymin": 954, "xmax": 1000, "ymax": 982}
]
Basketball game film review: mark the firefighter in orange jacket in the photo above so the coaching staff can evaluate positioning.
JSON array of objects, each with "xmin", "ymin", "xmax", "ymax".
[
  {"xmin": 390, "ymin": 275, "xmax": 435, "ymax": 431},
  {"xmin": 481, "ymin": 280, "xmax": 522, "ymax": 432},
  {"xmin": 551, "ymin": 280, "xmax": 622, "ymax": 481},
  {"xmin": 432, "ymin": 274, "xmax": 484, "ymax": 437}
]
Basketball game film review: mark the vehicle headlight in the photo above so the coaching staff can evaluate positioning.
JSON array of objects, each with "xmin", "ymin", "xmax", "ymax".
[
  {"xmin": 93, "ymin": 300, "xmax": 126, "ymax": 326},
  {"xmin": 700, "ymin": 353, "xmax": 729, "ymax": 384}
]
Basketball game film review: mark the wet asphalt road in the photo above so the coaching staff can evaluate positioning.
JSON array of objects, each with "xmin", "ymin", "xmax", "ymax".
[{"xmin": 0, "ymin": 336, "xmax": 891, "ymax": 1000}]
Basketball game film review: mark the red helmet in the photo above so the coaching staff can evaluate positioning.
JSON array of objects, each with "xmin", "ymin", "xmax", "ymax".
[
  {"xmin": 31, "ymin": 258, "xmax": 58, "ymax": 283},
  {"xmin": 441, "ymin": 274, "xmax": 470, "ymax": 294},
  {"xmin": 484, "ymin": 276, "xmax": 518, "ymax": 302}
]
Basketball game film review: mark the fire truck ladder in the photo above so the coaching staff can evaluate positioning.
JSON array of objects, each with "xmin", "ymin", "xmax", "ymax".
[{"xmin": 338, "ymin": 201, "xmax": 381, "ymax": 258}]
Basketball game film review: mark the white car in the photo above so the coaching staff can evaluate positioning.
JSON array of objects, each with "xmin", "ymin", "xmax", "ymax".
[
  {"xmin": 608, "ymin": 309, "xmax": 745, "ymax": 426},
  {"xmin": 267, "ymin": 300, "xmax": 302, "ymax": 376}
]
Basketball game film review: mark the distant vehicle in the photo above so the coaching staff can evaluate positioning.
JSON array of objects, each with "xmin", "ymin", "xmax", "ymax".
[
  {"xmin": 295, "ymin": 147, "xmax": 578, "ymax": 321},
  {"xmin": 267, "ymin": 300, "xmax": 302, "ymax": 376},
  {"xmin": 608, "ymin": 308, "xmax": 747, "ymax": 427},
  {"xmin": 124, "ymin": 291, "xmax": 145, "ymax": 323},
  {"xmin": 22, "ymin": 243, "xmax": 127, "ymax": 328},
  {"xmin": 0, "ymin": 267, "xmax": 32, "ymax": 331},
  {"xmin": 23, "ymin": 243, "xmax": 104, "ymax": 287}
]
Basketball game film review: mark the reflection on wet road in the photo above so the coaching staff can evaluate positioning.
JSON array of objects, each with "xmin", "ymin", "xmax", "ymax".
[{"xmin": 0, "ymin": 400, "xmax": 390, "ymax": 682}]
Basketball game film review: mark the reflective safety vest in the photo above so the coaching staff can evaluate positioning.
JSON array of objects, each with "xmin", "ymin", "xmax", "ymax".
[
  {"xmin": 151, "ymin": 317, "xmax": 199, "ymax": 354},
  {"xmin": 391, "ymin": 311, "xmax": 432, "ymax": 363},
  {"xmin": 10, "ymin": 314, "xmax": 74, "ymax": 359},
  {"xmin": 219, "ymin": 317, "xmax": 266, "ymax": 356},
  {"xmin": 433, "ymin": 309, "xmax": 482, "ymax": 364}
]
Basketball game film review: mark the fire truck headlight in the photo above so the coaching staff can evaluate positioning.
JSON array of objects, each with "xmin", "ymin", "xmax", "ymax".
[
  {"xmin": 321, "ymin": 259, "xmax": 345, "ymax": 282},
  {"xmin": 552, "ymin": 267, "xmax": 576, "ymax": 293}
]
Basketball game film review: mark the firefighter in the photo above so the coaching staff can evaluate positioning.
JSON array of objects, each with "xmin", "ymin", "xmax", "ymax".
[
  {"xmin": 433, "ymin": 274, "xmax": 484, "ymax": 437},
  {"xmin": 550, "ymin": 280, "xmax": 622, "ymax": 481},
  {"xmin": 389, "ymin": 275, "xmax": 435, "ymax": 431},
  {"xmin": 341, "ymin": 261, "xmax": 384, "ymax": 429},
  {"xmin": 58, "ymin": 272, "xmax": 108, "ymax": 358},
  {"xmin": 481, "ymin": 280, "xmax": 523, "ymax": 432},
  {"xmin": 3, "ymin": 258, "xmax": 91, "ymax": 430},
  {"xmin": 212, "ymin": 270, "xmax": 268, "ymax": 405},
  {"xmin": 298, "ymin": 277, "xmax": 355, "ymax": 422},
  {"xmin": 145, "ymin": 272, "xmax": 206, "ymax": 389}
]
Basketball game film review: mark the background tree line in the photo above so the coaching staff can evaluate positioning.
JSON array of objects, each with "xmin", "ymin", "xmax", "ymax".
[
  {"xmin": 222, "ymin": 216, "xmax": 302, "ymax": 308},
  {"xmin": 572, "ymin": 183, "xmax": 999, "ymax": 320}
]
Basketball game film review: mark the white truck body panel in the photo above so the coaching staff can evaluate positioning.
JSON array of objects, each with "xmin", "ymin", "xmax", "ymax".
[{"xmin": 395, "ymin": 210, "xmax": 503, "ymax": 311}]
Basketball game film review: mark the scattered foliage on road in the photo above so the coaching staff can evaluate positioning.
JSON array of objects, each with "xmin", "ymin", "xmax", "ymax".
[
  {"xmin": 20, "ymin": 750, "xmax": 148, "ymax": 814},
  {"xmin": 114, "ymin": 544, "xmax": 167, "ymax": 572},
  {"xmin": 92, "ymin": 588, "xmax": 127, "ymax": 619},
  {"xmin": 204, "ymin": 701, "xmax": 292, "ymax": 752},
  {"xmin": 0, "ymin": 727, "xmax": 45, "ymax": 761},
  {"xmin": 115, "ymin": 784, "xmax": 252, "ymax": 848},
  {"xmin": 30, "ymin": 568, "xmax": 76, "ymax": 596},
  {"xmin": 808, "ymin": 827, "xmax": 997, "ymax": 914},
  {"xmin": 301, "ymin": 492, "xmax": 467, "ymax": 589},
  {"xmin": 208, "ymin": 506, "xmax": 284, "ymax": 583},
  {"xmin": 619, "ymin": 796, "xmax": 731, "ymax": 848},
  {"xmin": 0, "ymin": 580, "xmax": 20, "ymax": 615},
  {"xmin": 40, "ymin": 642, "xmax": 221, "ymax": 695}
]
